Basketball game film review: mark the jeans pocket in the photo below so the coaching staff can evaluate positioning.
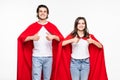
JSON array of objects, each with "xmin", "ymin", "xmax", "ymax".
[{"xmin": 84, "ymin": 58, "xmax": 90, "ymax": 64}]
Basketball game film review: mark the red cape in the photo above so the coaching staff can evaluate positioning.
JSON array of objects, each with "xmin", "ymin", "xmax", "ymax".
[
  {"xmin": 17, "ymin": 22, "xmax": 64, "ymax": 80},
  {"xmin": 55, "ymin": 34, "xmax": 108, "ymax": 80}
]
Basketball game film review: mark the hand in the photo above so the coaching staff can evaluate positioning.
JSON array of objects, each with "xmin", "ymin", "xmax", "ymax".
[
  {"xmin": 87, "ymin": 36, "xmax": 93, "ymax": 44},
  {"xmin": 46, "ymin": 33, "xmax": 54, "ymax": 41},
  {"xmin": 72, "ymin": 35, "xmax": 79, "ymax": 43},
  {"xmin": 87, "ymin": 35, "xmax": 103, "ymax": 48},
  {"xmin": 32, "ymin": 33, "xmax": 40, "ymax": 41}
]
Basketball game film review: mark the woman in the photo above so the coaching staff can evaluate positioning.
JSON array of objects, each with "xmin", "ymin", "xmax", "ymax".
[{"xmin": 56, "ymin": 17, "xmax": 108, "ymax": 80}]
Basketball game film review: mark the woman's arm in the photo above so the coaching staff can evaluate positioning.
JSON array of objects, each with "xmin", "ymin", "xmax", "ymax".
[
  {"xmin": 62, "ymin": 36, "xmax": 79, "ymax": 46},
  {"xmin": 87, "ymin": 38, "xmax": 102, "ymax": 48}
]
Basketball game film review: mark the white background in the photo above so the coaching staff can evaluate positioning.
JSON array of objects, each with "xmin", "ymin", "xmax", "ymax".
[{"xmin": 0, "ymin": 0, "xmax": 120, "ymax": 80}]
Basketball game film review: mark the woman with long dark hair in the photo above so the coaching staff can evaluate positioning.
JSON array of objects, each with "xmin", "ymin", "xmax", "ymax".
[{"xmin": 57, "ymin": 17, "xmax": 108, "ymax": 80}]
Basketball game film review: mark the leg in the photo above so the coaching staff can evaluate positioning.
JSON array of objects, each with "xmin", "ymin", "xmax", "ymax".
[
  {"xmin": 32, "ymin": 56, "xmax": 42, "ymax": 80},
  {"xmin": 43, "ymin": 57, "xmax": 52, "ymax": 80},
  {"xmin": 70, "ymin": 58, "xmax": 80, "ymax": 80},
  {"xmin": 81, "ymin": 58, "xmax": 90, "ymax": 80}
]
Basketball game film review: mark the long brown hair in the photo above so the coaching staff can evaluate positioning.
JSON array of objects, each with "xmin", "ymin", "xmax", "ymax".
[{"xmin": 71, "ymin": 17, "xmax": 89, "ymax": 38}]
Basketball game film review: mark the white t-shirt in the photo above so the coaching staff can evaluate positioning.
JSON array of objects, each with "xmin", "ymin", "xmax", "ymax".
[
  {"xmin": 32, "ymin": 26, "xmax": 52, "ymax": 57},
  {"xmin": 71, "ymin": 39, "xmax": 89, "ymax": 59}
]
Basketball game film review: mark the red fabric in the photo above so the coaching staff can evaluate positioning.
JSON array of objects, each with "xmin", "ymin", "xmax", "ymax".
[
  {"xmin": 55, "ymin": 34, "xmax": 108, "ymax": 80},
  {"xmin": 17, "ymin": 22, "xmax": 63, "ymax": 80}
]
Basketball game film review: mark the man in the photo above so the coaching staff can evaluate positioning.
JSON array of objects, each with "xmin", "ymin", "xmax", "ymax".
[{"xmin": 17, "ymin": 4, "xmax": 63, "ymax": 80}]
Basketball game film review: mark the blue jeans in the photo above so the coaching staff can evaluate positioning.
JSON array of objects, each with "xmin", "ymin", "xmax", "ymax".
[
  {"xmin": 32, "ymin": 56, "xmax": 52, "ymax": 80},
  {"xmin": 70, "ymin": 58, "xmax": 90, "ymax": 80}
]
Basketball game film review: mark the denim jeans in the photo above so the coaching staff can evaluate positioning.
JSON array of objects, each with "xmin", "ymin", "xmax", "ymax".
[
  {"xmin": 32, "ymin": 56, "xmax": 52, "ymax": 80},
  {"xmin": 70, "ymin": 58, "xmax": 90, "ymax": 80}
]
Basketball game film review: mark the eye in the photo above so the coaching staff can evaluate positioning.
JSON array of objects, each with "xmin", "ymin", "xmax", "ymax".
[
  {"xmin": 39, "ymin": 10, "xmax": 42, "ymax": 13},
  {"xmin": 82, "ymin": 23, "xmax": 85, "ymax": 25},
  {"xmin": 44, "ymin": 11, "xmax": 47, "ymax": 13}
]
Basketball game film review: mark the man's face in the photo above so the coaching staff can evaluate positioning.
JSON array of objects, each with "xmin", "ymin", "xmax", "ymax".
[{"xmin": 38, "ymin": 7, "xmax": 48, "ymax": 20}]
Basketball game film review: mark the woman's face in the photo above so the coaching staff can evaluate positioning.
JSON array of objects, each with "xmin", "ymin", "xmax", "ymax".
[{"xmin": 77, "ymin": 19, "xmax": 85, "ymax": 31}]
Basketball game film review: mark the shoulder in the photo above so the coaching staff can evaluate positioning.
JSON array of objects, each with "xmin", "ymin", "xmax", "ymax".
[
  {"xmin": 89, "ymin": 34, "xmax": 94, "ymax": 38},
  {"xmin": 47, "ymin": 21, "xmax": 56, "ymax": 27},
  {"xmin": 27, "ymin": 22, "xmax": 39, "ymax": 28},
  {"xmin": 65, "ymin": 34, "xmax": 73, "ymax": 40},
  {"xmin": 29, "ymin": 22, "xmax": 38, "ymax": 26},
  {"xmin": 46, "ymin": 21, "xmax": 58, "ymax": 30}
]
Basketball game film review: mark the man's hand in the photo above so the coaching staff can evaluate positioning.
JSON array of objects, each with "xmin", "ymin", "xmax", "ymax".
[
  {"xmin": 46, "ymin": 33, "xmax": 55, "ymax": 41},
  {"xmin": 31, "ymin": 33, "xmax": 40, "ymax": 41}
]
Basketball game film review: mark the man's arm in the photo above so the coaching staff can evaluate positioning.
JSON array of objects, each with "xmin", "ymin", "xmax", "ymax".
[{"xmin": 24, "ymin": 33, "xmax": 40, "ymax": 42}]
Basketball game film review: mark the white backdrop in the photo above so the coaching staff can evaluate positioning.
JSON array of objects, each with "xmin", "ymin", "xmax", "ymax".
[{"xmin": 0, "ymin": 0, "xmax": 120, "ymax": 80}]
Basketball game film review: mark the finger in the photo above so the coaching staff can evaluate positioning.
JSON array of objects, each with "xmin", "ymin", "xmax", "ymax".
[
  {"xmin": 46, "ymin": 36, "xmax": 48, "ymax": 40},
  {"xmin": 34, "ymin": 33, "xmax": 38, "ymax": 36},
  {"xmin": 46, "ymin": 32, "xmax": 50, "ymax": 35}
]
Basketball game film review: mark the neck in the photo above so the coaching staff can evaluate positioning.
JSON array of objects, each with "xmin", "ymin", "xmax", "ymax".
[
  {"xmin": 38, "ymin": 19, "xmax": 47, "ymax": 25},
  {"xmin": 77, "ymin": 30, "xmax": 84, "ymax": 37}
]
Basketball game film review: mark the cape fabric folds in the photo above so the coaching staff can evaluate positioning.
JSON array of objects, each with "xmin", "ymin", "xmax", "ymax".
[
  {"xmin": 17, "ymin": 22, "xmax": 63, "ymax": 80},
  {"xmin": 54, "ymin": 34, "xmax": 108, "ymax": 80}
]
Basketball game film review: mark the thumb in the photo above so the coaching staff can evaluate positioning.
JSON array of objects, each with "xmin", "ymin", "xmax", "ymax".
[
  {"xmin": 46, "ymin": 32, "xmax": 50, "ymax": 35},
  {"xmin": 34, "ymin": 33, "xmax": 38, "ymax": 36}
]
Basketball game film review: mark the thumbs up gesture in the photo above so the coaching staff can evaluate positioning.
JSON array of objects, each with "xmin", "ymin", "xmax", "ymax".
[
  {"xmin": 87, "ymin": 35, "xmax": 93, "ymax": 44},
  {"xmin": 32, "ymin": 33, "xmax": 40, "ymax": 41},
  {"xmin": 46, "ymin": 32, "xmax": 54, "ymax": 41},
  {"xmin": 72, "ymin": 35, "xmax": 80, "ymax": 43}
]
